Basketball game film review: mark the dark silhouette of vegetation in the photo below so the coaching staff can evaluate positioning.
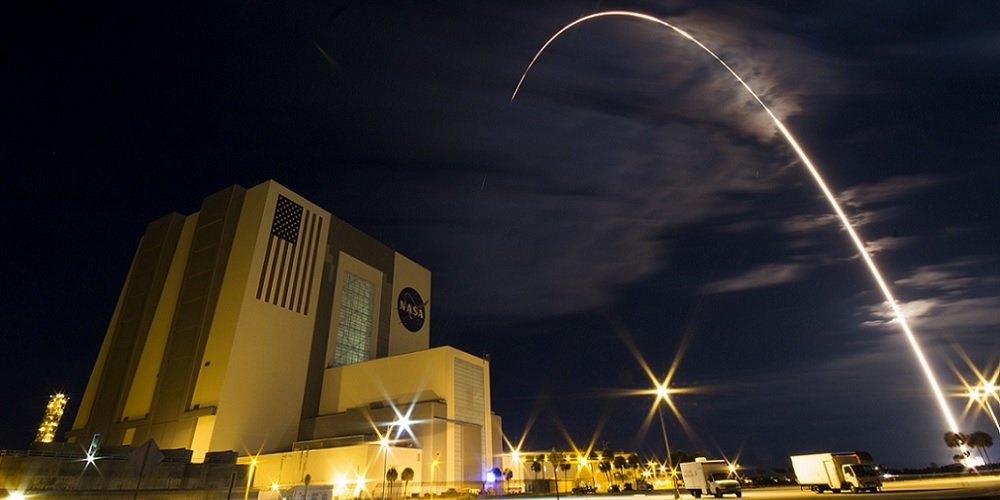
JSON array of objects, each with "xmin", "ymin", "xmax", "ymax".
[
  {"xmin": 600, "ymin": 449, "xmax": 614, "ymax": 484},
  {"xmin": 401, "ymin": 467, "xmax": 414, "ymax": 496},
  {"xmin": 945, "ymin": 431, "xmax": 971, "ymax": 464},
  {"xmin": 967, "ymin": 431, "xmax": 994, "ymax": 465},
  {"xmin": 549, "ymin": 450, "xmax": 565, "ymax": 495},
  {"xmin": 386, "ymin": 467, "xmax": 398, "ymax": 498},
  {"xmin": 531, "ymin": 458, "xmax": 543, "ymax": 479},
  {"xmin": 627, "ymin": 453, "xmax": 640, "ymax": 485},
  {"xmin": 944, "ymin": 431, "xmax": 968, "ymax": 449},
  {"xmin": 613, "ymin": 455, "xmax": 627, "ymax": 485}
]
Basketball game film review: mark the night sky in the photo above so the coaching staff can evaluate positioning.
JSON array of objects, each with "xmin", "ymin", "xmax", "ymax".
[{"xmin": 3, "ymin": 1, "xmax": 998, "ymax": 471}]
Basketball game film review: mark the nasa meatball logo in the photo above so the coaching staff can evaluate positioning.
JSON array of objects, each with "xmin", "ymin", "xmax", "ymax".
[{"xmin": 397, "ymin": 287, "xmax": 426, "ymax": 333}]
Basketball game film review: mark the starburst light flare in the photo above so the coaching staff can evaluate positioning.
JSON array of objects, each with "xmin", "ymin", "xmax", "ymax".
[{"xmin": 510, "ymin": 10, "xmax": 959, "ymax": 434}]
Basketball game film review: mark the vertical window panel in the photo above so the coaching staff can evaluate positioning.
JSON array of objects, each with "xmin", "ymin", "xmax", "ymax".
[{"xmin": 333, "ymin": 272, "xmax": 375, "ymax": 367}]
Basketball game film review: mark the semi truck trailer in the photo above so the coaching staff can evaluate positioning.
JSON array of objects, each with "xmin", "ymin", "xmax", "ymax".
[{"xmin": 790, "ymin": 452, "xmax": 881, "ymax": 493}]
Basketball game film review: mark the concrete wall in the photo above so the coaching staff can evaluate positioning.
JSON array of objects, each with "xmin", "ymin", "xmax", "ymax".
[{"xmin": 0, "ymin": 454, "xmax": 250, "ymax": 499}]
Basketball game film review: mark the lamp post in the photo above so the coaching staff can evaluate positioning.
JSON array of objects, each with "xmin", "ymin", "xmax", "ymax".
[
  {"xmin": 432, "ymin": 454, "xmax": 439, "ymax": 495},
  {"xmin": 381, "ymin": 432, "xmax": 391, "ymax": 500},
  {"xmin": 511, "ymin": 449, "xmax": 522, "ymax": 493},
  {"xmin": 654, "ymin": 382, "xmax": 680, "ymax": 499},
  {"xmin": 969, "ymin": 382, "xmax": 1000, "ymax": 435},
  {"xmin": 380, "ymin": 416, "xmax": 411, "ymax": 500},
  {"xmin": 243, "ymin": 458, "xmax": 257, "ymax": 500}
]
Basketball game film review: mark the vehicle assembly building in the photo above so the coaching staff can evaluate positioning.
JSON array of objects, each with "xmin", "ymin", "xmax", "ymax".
[{"xmin": 60, "ymin": 180, "xmax": 501, "ymax": 496}]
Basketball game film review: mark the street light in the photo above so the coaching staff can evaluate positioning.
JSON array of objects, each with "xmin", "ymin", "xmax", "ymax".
[
  {"xmin": 968, "ymin": 382, "xmax": 1000, "ymax": 435},
  {"xmin": 653, "ymin": 381, "xmax": 680, "ymax": 499},
  {"xmin": 432, "ymin": 454, "xmax": 440, "ymax": 495},
  {"xmin": 381, "ymin": 433, "xmax": 391, "ymax": 500},
  {"xmin": 511, "ymin": 449, "xmax": 523, "ymax": 493},
  {"xmin": 379, "ymin": 416, "xmax": 410, "ymax": 500}
]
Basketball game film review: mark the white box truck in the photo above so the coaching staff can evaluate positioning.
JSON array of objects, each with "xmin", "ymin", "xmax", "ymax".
[
  {"xmin": 680, "ymin": 458, "xmax": 742, "ymax": 498},
  {"xmin": 790, "ymin": 452, "xmax": 881, "ymax": 493}
]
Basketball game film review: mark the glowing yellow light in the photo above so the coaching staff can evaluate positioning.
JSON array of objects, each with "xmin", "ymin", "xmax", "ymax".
[
  {"xmin": 511, "ymin": 9, "xmax": 961, "ymax": 435},
  {"xmin": 35, "ymin": 393, "xmax": 69, "ymax": 444},
  {"xmin": 655, "ymin": 382, "xmax": 671, "ymax": 403},
  {"xmin": 270, "ymin": 482, "xmax": 280, "ymax": 491},
  {"xmin": 965, "ymin": 380, "xmax": 1000, "ymax": 434},
  {"xmin": 332, "ymin": 475, "xmax": 350, "ymax": 497}
]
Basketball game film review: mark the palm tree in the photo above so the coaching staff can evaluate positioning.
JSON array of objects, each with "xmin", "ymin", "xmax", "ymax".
[
  {"xmin": 401, "ymin": 467, "xmax": 414, "ymax": 497},
  {"xmin": 967, "ymin": 431, "xmax": 994, "ymax": 465},
  {"xmin": 531, "ymin": 459, "xmax": 543, "ymax": 479},
  {"xmin": 386, "ymin": 467, "xmax": 398, "ymax": 498},
  {"xmin": 597, "ymin": 460, "xmax": 611, "ymax": 487},
  {"xmin": 549, "ymin": 450, "xmax": 565, "ymax": 495},
  {"xmin": 944, "ymin": 431, "xmax": 968, "ymax": 449},
  {"xmin": 944, "ymin": 431, "xmax": 970, "ymax": 462},
  {"xmin": 980, "ymin": 432, "xmax": 994, "ymax": 465},
  {"xmin": 627, "ymin": 454, "xmax": 640, "ymax": 487},
  {"xmin": 613, "ymin": 455, "xmax": 627, "ymax": 486},
  {"xmin": 559, "ymin": 462, "xmax": 572, "ymax": 484},
  {"xmin": 601, "ymin": 449, "xmax": 615, "ymax": 485}
]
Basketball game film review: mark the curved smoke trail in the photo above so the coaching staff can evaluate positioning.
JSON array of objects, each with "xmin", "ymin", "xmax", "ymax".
[{"xmin": 511, "ymin": 11, "xmax": 959, "ymax": 434}]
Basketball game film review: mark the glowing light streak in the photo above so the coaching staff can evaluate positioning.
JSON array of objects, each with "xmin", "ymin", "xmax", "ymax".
[{"xmin": 511, "ymin": 10, "xmax": 959, "ymax": 434}]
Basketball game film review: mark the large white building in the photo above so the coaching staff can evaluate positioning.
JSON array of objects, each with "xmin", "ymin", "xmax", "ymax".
[{"xmin": 68, "ymin": 180, "xmax": 501, "ymax": 496}]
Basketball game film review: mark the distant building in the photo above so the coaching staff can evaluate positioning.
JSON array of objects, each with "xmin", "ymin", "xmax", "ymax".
[
  {"xmin": 35, "ymin": 393, "xmax": 68, "ymax": 444},
  {"xmin": 67, "ymin": 180, "xmax": 501, "ymax": 495}
]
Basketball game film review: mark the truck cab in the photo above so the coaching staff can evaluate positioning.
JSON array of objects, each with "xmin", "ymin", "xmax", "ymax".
[{"xmin": 840, "ymin": 463, "xmax": 881, "ymax": 493}]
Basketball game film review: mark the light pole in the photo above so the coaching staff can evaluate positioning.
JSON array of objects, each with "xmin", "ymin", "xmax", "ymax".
[
  {"xmin": 969, "ymin": 382, "xmax": 1000, "ymax": 435},
  {"xmin": 432, "ymin": 454, "xmax": 439, "ymax": 495},
  {"xmin": 381, "ymin": 432, "xmax": 391, "ymax": 500},
  {"xmin": 380, "ymin": 416, "xmax": 413, "ymax": 500},
  {"xmin": 654, "ymin": 382, "xmax": 680, "ymax": 499},
  {"xmin": 511, "ymin": 449, "xmax": 522, "ymax": 493},
  {"xmin": 380, "ymin": 423, "xmax": 398, "ymax": 500}
]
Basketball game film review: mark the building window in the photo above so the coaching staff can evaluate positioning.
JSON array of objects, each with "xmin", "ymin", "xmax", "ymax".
[
  {"xmin": 455, "ymin": 358, "xmax": 486, "ymax": 476},
  {"xmin": 333, "ymin": 272, "xmax": 375, "ymax": 366}
]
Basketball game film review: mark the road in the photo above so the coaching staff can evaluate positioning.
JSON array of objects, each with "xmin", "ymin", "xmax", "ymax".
[{"xmin": 536, "ymin": 475, "xmax": 1000, "ymax": 500}]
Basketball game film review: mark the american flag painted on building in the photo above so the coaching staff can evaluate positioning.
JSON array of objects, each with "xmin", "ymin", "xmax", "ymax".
[{"xmin": 256, "ymin": 194, "xmax": 323, "ymax": 314}]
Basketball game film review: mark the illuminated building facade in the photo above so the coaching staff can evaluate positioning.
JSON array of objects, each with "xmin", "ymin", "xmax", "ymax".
[
  {"xmin": 68, "ymin": 180, "xmax": 499, "ymax": 492},
  {"xmin": 35, "ymin": 393, "xmax": 69, "ymax": 444}
]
